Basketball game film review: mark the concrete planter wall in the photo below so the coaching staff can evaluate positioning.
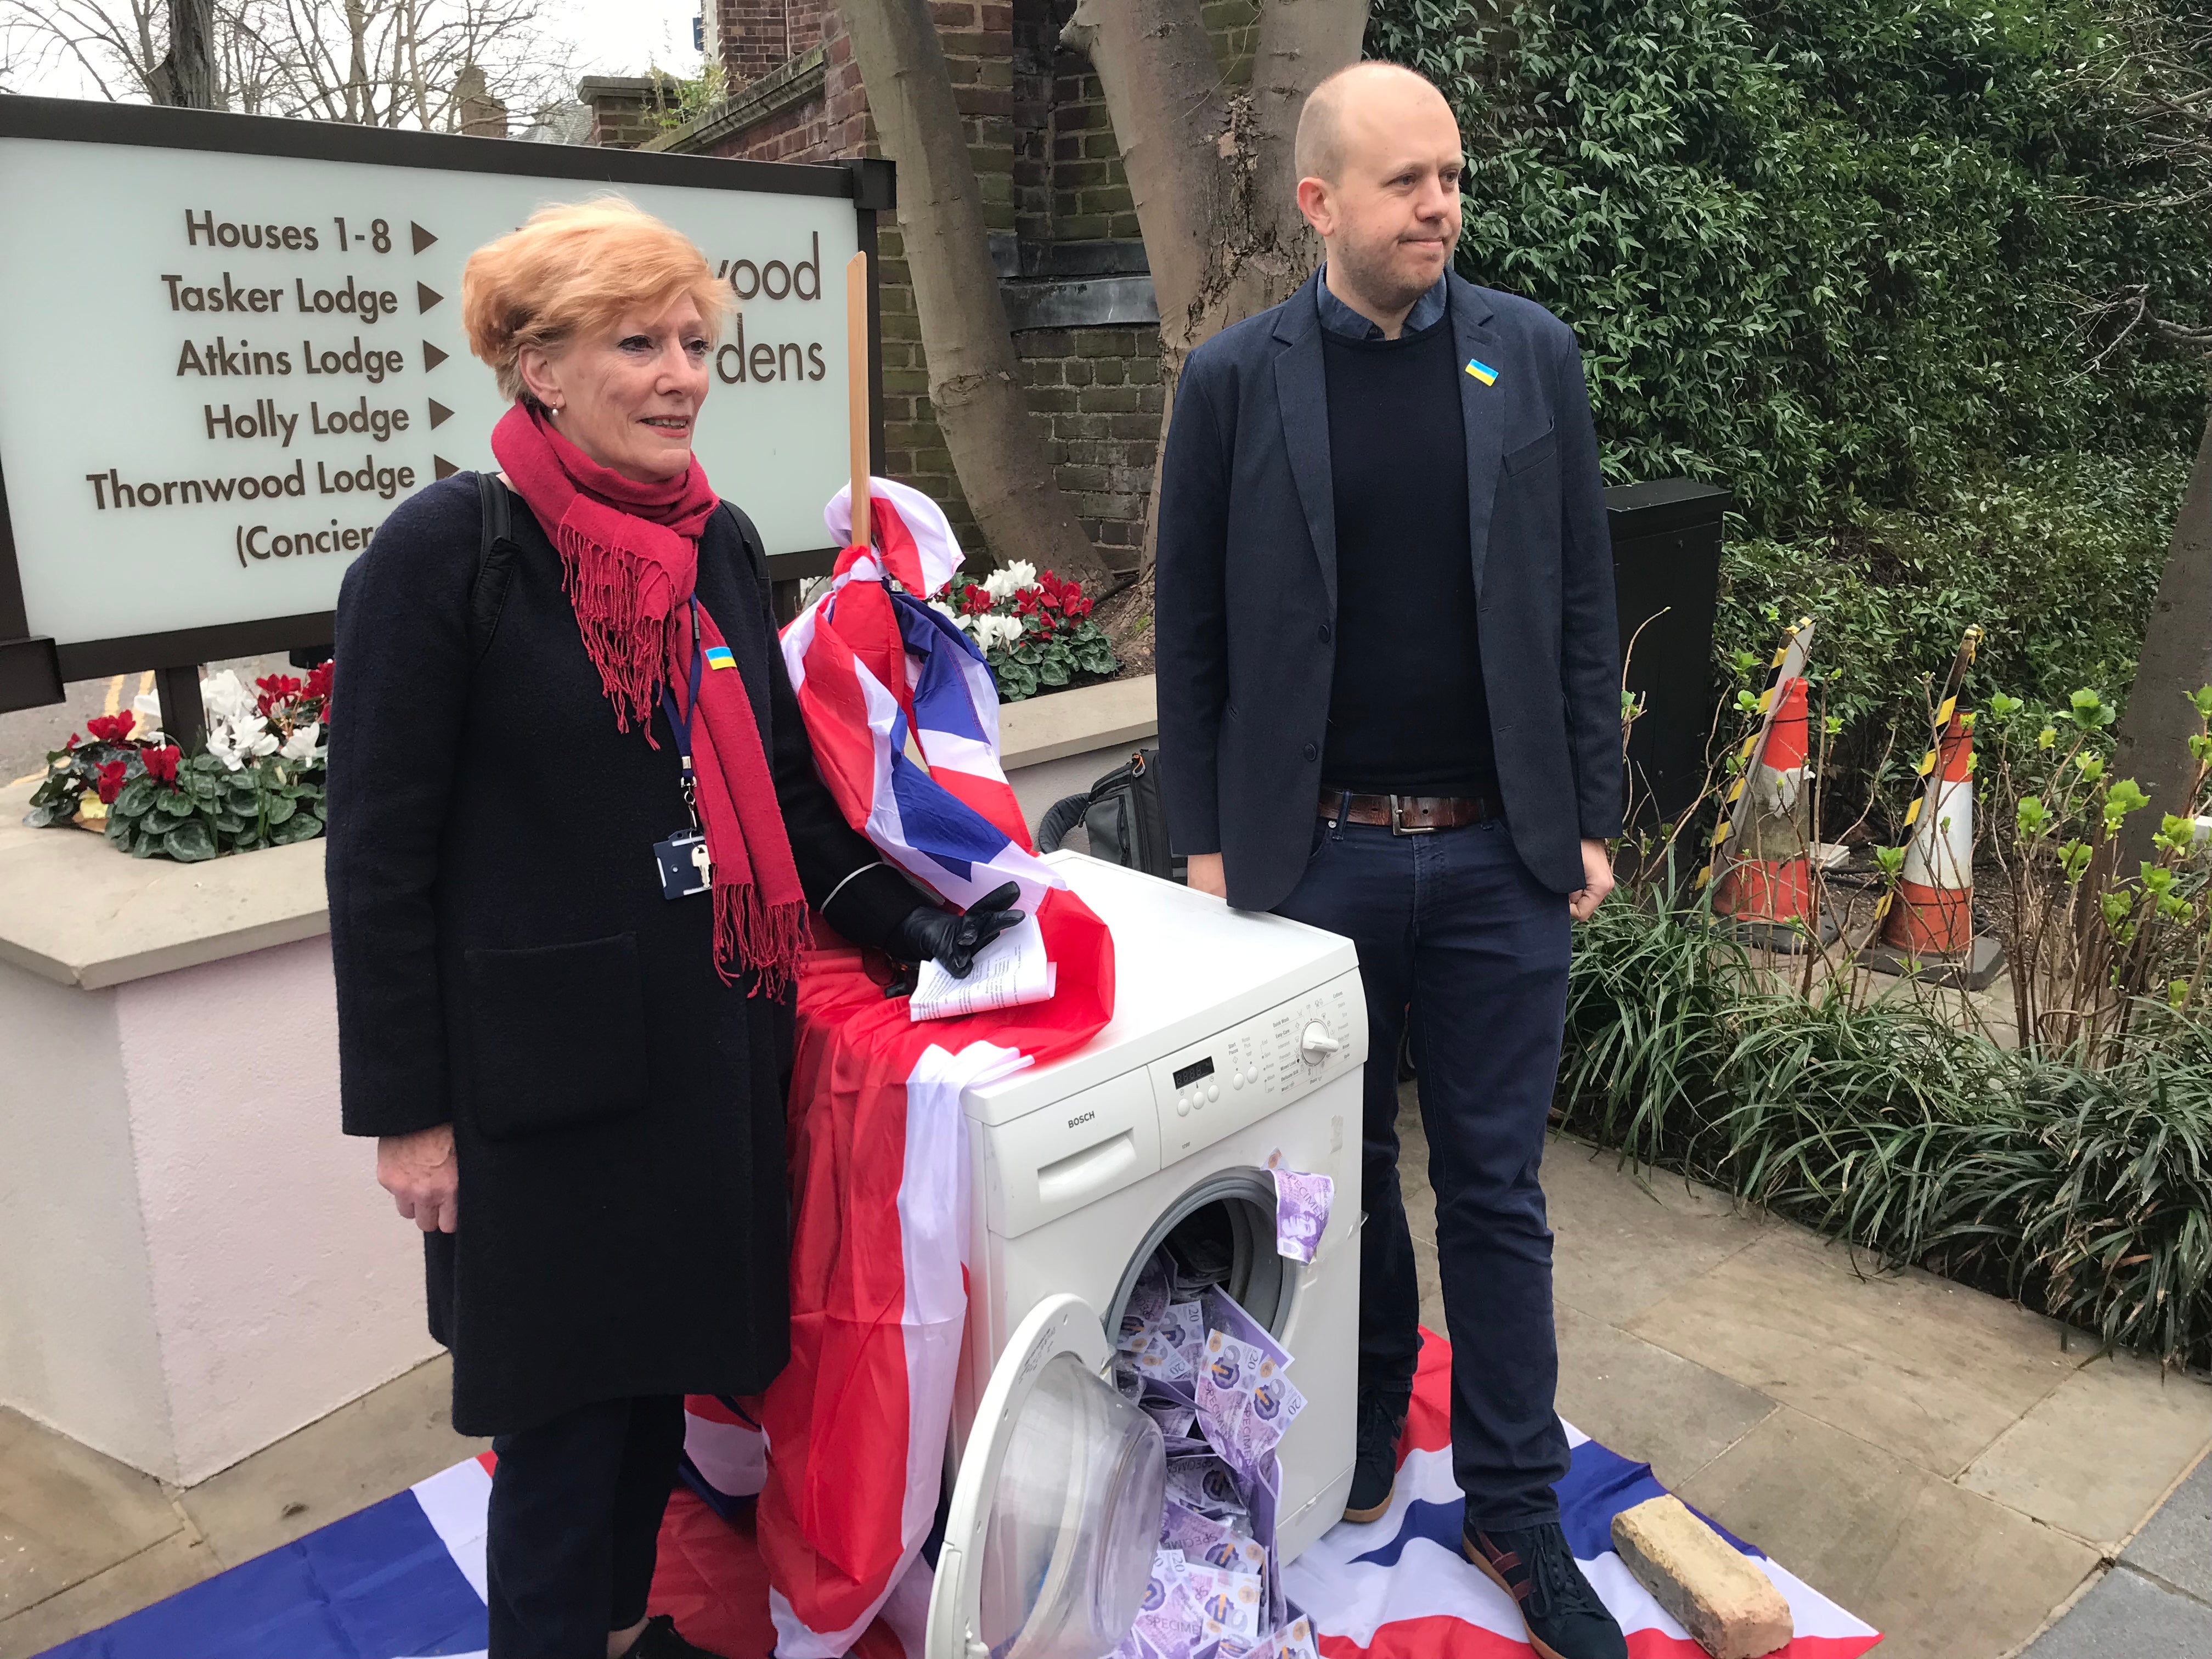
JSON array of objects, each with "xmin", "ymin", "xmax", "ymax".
[{"xmin": 0, "ymin": 673, "xmax": 1157, "ymax": 1482}]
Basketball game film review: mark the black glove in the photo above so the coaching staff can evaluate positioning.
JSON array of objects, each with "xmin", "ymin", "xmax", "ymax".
[{"xmin": 886, "ymin": 882, "xmax": 1026, "ymax": 981}]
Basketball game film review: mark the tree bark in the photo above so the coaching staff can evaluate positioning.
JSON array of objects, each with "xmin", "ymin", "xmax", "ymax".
[
  {"xmin": 837, "ymin": 0, "xmax": 1113, "ymax": 588},
  {"xmin": 1063, "ymin": 0, "xmax": 1367, "ymax": 571},
  {"xmin": 2116, "ymin": 398, "xmax": 2212, "ymax": 871}
]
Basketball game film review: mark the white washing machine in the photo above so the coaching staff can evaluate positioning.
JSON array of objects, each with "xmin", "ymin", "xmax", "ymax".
[{"xmin": 927, "ymin": 851, "xmax": 1368, "ymax": 1659}]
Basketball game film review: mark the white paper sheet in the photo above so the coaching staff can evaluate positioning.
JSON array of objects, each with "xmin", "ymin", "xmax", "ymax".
[{"xmin": 907, "ymin": 913, "xmax": 1057, "ymax": 1022}]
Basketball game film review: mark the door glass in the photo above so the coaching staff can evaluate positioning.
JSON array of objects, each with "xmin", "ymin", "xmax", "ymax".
[{"xmin": 974, "ymin": 1352, "xmax": 1166, "ymax": 1659}]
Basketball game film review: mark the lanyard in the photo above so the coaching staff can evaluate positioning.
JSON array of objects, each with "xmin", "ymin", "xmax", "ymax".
[{"xmin": 659, "ymin": 597, "xmax": 708, "ymax": 833}]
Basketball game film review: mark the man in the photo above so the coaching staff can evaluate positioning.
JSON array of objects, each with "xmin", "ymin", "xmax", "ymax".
[{"xmin": 1154, "ymin": 61, "xmax": 1626, "ymax": 1659}]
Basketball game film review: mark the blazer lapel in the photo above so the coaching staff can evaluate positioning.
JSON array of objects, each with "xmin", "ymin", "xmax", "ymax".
[
  {"xmin": 1272, "ymin": 275, "xmax": 1338, "ymax": 611},
  {"xmin": 1450, "ymin": 274, "xmax": 1504, "ymax": 597}
]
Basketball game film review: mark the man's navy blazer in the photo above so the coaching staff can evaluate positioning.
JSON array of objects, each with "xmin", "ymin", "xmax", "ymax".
[{"xmin": 1155, "ymin": 269, "xmax": 1623, "ymax": 912}]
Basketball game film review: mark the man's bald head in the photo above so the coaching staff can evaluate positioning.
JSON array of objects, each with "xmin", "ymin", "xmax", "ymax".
[
  {"xmin": 1292, "ymin": 60, "xmax": 1464, "ymax": 332},
  {"xmin": 1294, "ymin": 61, "xmax": 1455, "ymax": 184}
]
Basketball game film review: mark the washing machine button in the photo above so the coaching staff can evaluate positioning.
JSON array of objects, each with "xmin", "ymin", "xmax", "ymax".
[
  {"xmin": 1206, "ymin": 1082, "xmax": 1220, "ymax": 1102},
  {"xmin": 1176, "ymin": 1094, "xmax": 1190, "ymax": 1117},
  {"xmin": 1229, "ymin": 1072, "xmax": 1243, "ymax": 1091}
]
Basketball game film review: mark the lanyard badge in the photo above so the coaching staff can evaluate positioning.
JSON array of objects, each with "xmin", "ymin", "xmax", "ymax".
[{"xmin": 653, "ymin": 600, "xmax": 712, "ymax": 901}]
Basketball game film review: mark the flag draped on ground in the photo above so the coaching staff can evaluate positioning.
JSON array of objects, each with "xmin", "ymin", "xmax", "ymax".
[
  {"xmin": 35, "ymin": 1334, "xmax": 1878, "ymax": 1659},
  {"xmin": 1285, "ymin": 1338, "xmax": 1882, "ymax": 1659}
]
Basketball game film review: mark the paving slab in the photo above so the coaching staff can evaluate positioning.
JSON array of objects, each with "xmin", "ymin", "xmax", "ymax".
[
  {"xmin": 0, "ymin": 1409, "xmax": 182, "ymax": 1621},
  {"xmin": 2120, "ymin": 1446, "xmax": 2212, "ymax": 1603},
  {"xmin": 1543, "ymin": 1141, "xmax": 1770, "ymax": 1326},
  {"xmin": 179, "ymin": 1355, "xmax": 481, "ymax": 1570},
  {"xmin": 1627, "ymin": 1230, "xmax": 2084, "ymax": 1477},
  {"xmin": 2019, "ymin": 1564, "xmax": 2212, "ymax": 1657},
  {"xmin": 1961, "ymin": 1350, "xmax": 2212, "ymax": 1547},
  {"xmin": 0, "ymin": 1534, "xmax": 212, "ymax": 1659},
  {"xmin": 1551, "ymin": 1303, "xmax": 1776, "ymax": 1490},
  {"xmin": 1677, "ymin": 1405, "xmax": 2100, "ymax": 1659}
]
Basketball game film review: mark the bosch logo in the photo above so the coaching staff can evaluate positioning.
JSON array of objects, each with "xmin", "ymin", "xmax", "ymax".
[{"xmin": 1066, "ymin": 1109, "xmax": 1096, "ymax": 1130}]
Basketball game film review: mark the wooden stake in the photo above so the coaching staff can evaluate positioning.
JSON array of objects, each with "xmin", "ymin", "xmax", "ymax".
[{"xmin": 845, "ymin": 250, "xmax": 871, "ymax": 550}]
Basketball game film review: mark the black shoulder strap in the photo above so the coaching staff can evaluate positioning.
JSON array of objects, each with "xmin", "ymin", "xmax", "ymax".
[
  {"xmin": 716, "ymin": 498, "xmax": 770, "ymax": 586},
  {"xmin": 470, "ymin": 471, "xmax": 521, "ymax": 664}
]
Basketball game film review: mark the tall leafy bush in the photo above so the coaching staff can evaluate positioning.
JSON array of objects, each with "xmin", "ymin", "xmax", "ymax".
[{"xmin": 1369, "ymin": 0, "xmax": 2212, "ymax": 532}]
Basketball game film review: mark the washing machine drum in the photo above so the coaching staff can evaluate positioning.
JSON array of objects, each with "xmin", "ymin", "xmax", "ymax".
[{"xmin": 928, "ymin": 1294, "xmax": 1167, "ymax": 1659}]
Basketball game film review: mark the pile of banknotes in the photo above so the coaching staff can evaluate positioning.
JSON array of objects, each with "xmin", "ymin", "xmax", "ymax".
[{"xmin": 1109, "ymin": 1250, "xmax": 1319, "ymax": 1659}]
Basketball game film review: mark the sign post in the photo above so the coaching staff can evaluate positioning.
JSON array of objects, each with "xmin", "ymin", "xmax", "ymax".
[{"xmin": 0, "ymin": 98, "xmax": 891, "ymax": 715}]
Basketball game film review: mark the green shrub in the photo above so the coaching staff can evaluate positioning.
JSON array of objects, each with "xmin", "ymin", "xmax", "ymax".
[
  {"xmin": 1714, "ymin": 452, "xmax": 2190, "ymax": 817},
  {"xmin": 1368, "ymin": 0, "xmax": 2212, "ymax": 533}
]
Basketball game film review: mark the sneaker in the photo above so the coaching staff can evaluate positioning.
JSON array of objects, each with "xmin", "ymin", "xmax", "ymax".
[
  {"xmin": 620, "ymin": 1615, "xmax": 731, "ymax": 1659},
  {"xmin": 1463, "ymin": 1521, "xmax": 1627, "ymax": 1659},
  {"xmin": 1341, "ymin": 1387, "xmax": 1408, "ymax": 1522}
]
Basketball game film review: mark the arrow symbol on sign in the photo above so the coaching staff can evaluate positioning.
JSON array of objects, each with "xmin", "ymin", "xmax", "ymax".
[
  {"xmin": 422, "ymin": 340, "xmax": 448, "ymax": 370},
  {"xmin": 433, "ymin": 455, "xmax": 458, "ymax": 479},
  {"xmin": 417, "ymin": 282, "xmax": 443, "ymax": 313},
  {"xmin": 410, "ymin": 222, "xmax": 437, "ymax": 255},
  {"xmin": 428, "ymin": 399, "xmax": 453, "ymax": 429}
]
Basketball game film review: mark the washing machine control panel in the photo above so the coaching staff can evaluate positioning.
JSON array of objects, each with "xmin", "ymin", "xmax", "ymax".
[{"xmin": 1151, "ymin": 971, "xmax": 1366, "ymax": 1162}]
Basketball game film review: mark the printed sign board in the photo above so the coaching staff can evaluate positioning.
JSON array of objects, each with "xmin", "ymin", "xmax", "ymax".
[{"xmin": 0, "ymin": 97, "xmax": 888, "ymax": 709}]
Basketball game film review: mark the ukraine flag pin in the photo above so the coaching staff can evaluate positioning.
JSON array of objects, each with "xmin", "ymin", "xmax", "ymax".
[
  {"xmin": 704, "ymin": 644, "xmax": 736, "ymax": 670},
  {"xmin": 1465, "ymin": 358, "xmax": 1499, "ymax": 386}
]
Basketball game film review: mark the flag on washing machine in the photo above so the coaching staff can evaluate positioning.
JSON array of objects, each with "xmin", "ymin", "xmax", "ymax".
[
  {"xmin": 781, "ymin": 477, "xmax": 1063, "ymax": 915},
  {"xmin": 747, "ymin": 482, "xmax": 1120, "ymax": 1657}
]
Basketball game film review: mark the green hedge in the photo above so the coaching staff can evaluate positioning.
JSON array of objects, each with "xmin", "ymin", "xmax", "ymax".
[
  {"xmin": 1369, "ymin": 0, "xmax": 2212, "ymax": 534},
  {"xmin": 1559, "ymin": 894, "xmax": 2212, "ymax": 1368},
  {"xmin": 1716, "ymin": 453, "xmax": 2190, "ymax": 821}
]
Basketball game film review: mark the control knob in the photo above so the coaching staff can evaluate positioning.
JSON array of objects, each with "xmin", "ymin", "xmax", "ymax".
[{"xmin": 1300, "ymin": 1020, "xmax": 1340, "ymax": 1065}]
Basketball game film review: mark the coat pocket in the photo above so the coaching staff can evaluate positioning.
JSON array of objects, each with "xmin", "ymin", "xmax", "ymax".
[
  {"xmin": 1502, "ymin": 426, "xmax": 1558, "ymax": 477},
  {"xmin": 464, "ymin": 932, "xmax": 647, "ymax": 1141}
]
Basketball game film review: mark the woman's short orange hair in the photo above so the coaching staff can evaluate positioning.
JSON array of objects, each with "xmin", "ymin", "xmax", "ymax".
[{"xmin": 461, "ymin": 198, "xmax": 731, "ymax": 403}]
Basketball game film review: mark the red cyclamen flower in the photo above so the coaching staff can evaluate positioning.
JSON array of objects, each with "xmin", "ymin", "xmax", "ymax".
[
  {"xmin": 142, "ymin": 746, "xmax": 181, "ymax": 786},
  {"xmin": 85, "ymin": 713, "xmax": 136, "ymax": 746},
  {"xmin": 303, "ymin": 662, "xmax": 334, "ymax": 705},
  {"xmin": 95, "ymin": 760, "xmax": 128, "ymax": 804}
]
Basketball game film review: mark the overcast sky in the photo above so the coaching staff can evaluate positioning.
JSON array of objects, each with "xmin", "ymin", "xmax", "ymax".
[{"xmin": 8, "ymin": 0, "xmax": 706, "ymax": 103}]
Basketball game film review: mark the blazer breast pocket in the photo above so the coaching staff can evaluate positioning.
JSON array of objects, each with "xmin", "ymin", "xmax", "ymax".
[
  {"xmin": 465, "ymin": 932, "xmax": 648, "ymax": 1141},
  {"xmin": 1502, "ymin": 426, "xmax": 1558, "ymax": 478}
]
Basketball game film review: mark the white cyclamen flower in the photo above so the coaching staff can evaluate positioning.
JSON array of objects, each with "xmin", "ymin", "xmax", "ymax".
[
  {"xmin": 1002, "ymin": 559, "xmax": 1038, "ymax": 590},
  {"xmin": 279, "ymin": 721, "xmax": 323, "ymax": 764},
  {"xmin": 199, "ymin": 669, "xmax": 256, "ymax": 727},
  {"xmin": 207, "ymin": 711, "xmax": 278, "ymax": 771}
]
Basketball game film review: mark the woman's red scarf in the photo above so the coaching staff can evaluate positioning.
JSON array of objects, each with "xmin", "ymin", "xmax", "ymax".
[{"xmin": 492, "ymin": 402, "xmax": 806, "ymax": 995}]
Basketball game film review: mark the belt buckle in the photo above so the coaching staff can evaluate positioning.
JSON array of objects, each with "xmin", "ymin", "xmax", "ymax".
[{"xmin": 1389, "ymin": 795, "xmax": 1438, "ymax": 836}]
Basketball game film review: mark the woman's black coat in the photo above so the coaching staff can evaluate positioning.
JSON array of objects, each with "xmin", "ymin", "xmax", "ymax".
[{"xmin": 326, "ymin": 471, "xmax": 916, "ymax": 1437}]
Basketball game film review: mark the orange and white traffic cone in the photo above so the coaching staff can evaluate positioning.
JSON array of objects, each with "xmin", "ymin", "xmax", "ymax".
[
  {"xmin": 1861, "ymin": 710, "xmax": 2005, "ymax": 988},
  {"xmin": 1712, "ymin": 676, "xmax": 1834, "ymax": 949}
]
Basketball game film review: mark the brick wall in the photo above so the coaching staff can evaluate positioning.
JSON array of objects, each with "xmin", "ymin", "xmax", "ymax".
[{"xmin": 591, "ymin": 0, "xmax": 1265, "ymax": 576}]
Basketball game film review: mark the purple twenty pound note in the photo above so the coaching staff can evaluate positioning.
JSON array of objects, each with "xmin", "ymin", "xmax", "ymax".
[{"xmin": 1271, "ymin": 1169, "xmax": 1333, "ymax": 1264}]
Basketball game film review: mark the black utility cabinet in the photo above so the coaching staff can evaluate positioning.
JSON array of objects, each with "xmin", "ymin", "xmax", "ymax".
[{"xmin": 1606, "ymin": 479, "xmax": 1731, "ymax": 827}]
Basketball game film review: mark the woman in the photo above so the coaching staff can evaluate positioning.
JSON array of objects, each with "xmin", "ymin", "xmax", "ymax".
[{"xmin": 326, "ymin": 199, "xmax": 1015, "ymax": 1659}]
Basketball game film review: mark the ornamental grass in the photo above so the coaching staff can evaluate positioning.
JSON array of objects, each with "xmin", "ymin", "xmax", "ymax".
[{"xmin": 1557, "ymin": 893, "xmax": 2212, "ymax": 1372}]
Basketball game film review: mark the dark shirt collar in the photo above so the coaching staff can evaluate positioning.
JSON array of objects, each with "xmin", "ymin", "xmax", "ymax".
[{"xmin": 1315, "ymin": 265, "xmax": 1449, "ymax": 340}]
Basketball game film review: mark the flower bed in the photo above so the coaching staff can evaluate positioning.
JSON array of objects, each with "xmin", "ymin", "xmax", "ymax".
[
  {"xmin": 22, "ymin": 667, "xmax": 329, "ymax": 862},
  {"xmin": 939, "ymin": 561, "xmax": 1120, "ymax": 703}
]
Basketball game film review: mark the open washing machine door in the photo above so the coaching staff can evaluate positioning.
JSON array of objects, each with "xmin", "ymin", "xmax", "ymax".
[{"xmin": 926, "ymin": 1293, "xmax": 1166, "ymax": 1659}]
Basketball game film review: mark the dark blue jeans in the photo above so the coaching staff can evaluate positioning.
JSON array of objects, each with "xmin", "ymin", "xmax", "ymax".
[{"xmin": 1276, "ymin": 815, "xmax": 1572, "ymax": 1526}]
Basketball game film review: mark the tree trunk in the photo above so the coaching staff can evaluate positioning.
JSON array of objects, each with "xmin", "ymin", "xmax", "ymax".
[
  {"xmin": 149, "ymin": 0, "xmax": 219, "ymax": 106},
  {"xmin": 837, "ymin": 0, "xmax": 1113, "ymax": 589},
  {"xmin": 2116, "ymin": 398, "xmax": 2212, "ymax": 872},
  {"xmin": 1064, "ymin": 0, "xmax": 1367, "ymax": 572}
]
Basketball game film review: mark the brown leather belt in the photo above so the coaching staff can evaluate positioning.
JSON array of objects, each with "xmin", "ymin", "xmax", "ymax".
[{"xmin": 1316, "ymin": 790, "xmax": 1498, "ymax": 833}]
